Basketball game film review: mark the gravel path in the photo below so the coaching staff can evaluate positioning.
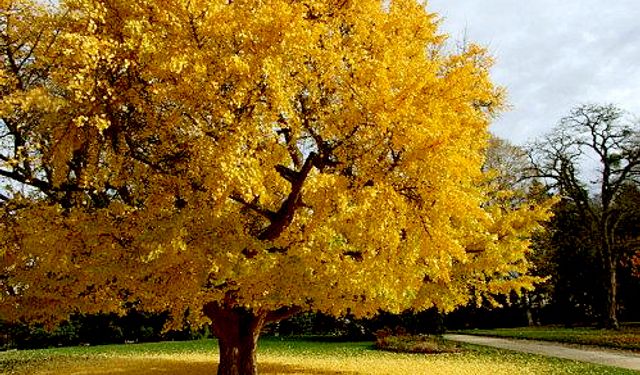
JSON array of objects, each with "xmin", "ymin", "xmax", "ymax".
[{"xmin": 443, "ymin": 334, "xmax": 640, "ymax": 371}]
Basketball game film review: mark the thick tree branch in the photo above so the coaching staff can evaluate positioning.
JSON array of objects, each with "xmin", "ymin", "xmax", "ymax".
[
  {"xmin": 274, "ymin": 164, "xmax": 299, "ymax": 183},
  {"xmin": 265, "ymin": 306, "xmax": 302, "ymax": 323},
  {"xmin": 230, "ymin": 194, "xmax": 276, "ymax": 221},
  {"xmin": 276, "ymin": 127, "xmax": 302, "ymax": 169},
  {"xmin": 0, "ymin": 168, "xmax": 50, "ymax": 191},
  {"xmin": 258, "ymin": 152, "xmax": 317, "ymax": 241}
]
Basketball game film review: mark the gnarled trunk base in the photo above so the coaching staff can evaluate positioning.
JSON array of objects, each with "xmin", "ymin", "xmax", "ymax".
[
  {"xmin": 204, "ymin": 303, "xmax": 302, "ymax": 375},
  {"xmin": 217, "ymin": 331, "xmax": 260, "ymax": 375},
  {"xmin": 204, "ymin": 304, "xmax": 264, "ymax": 375}
]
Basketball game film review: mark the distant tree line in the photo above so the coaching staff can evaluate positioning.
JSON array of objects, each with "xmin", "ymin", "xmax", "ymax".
[
  {"xmin": 2, "ymin": 309, "xmax": 447, "ymax": 350},
  {"xmin": 0, "ymin": 311, "xmax": 209, "ymax": 350},
  {"xmin": 453, "ymin": 103, "xmax": 640, "ymax": 329}
]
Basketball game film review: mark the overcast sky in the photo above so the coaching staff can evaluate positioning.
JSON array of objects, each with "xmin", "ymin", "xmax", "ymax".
[{"xmin": 427, "ymin": 1, "xmax": 640, "ymax": 145}]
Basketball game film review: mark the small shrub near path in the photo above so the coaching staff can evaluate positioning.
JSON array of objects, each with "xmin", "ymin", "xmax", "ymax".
[{"xmin": 374, "ymin": 333, "xmax": 462, "ymax": 354}]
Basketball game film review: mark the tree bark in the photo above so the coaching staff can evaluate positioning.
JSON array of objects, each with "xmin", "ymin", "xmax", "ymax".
[
  {"xmin": 217, "ymin": 330, "xmax": 260, "ymax": 375},
  {"xmin": 204, "ymin": 303, "xmax": 265, "ymax": 375},
  {"xmin": 604, "ymin": 255, "xmax": 619, "ymax": 329},
  {"xmin": 523, "ymin": 292, "xmax": 536, "ymax": 327},
  {"xmin": 601, "ymin": 231, "xmax": 619, "ymax": 329},
  {"xmin": 203, "ymin": 303, "xmax": 302, "ymax": 375}
]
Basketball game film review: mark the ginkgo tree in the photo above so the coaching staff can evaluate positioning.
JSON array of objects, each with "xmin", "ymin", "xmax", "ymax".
[{"xmin": 1, "ymin": 0, "xmax": 553, "ymax": 374}]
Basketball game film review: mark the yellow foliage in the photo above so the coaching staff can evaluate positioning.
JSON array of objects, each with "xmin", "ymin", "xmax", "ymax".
[{"xmin": 1, "ymin": 0, "xmax": 550, "ymax": 328}]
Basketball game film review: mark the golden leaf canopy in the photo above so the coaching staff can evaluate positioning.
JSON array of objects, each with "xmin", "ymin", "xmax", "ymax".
[{"xmin": 0, "ymin": 0, "xmax": 551, "ymax": 326}]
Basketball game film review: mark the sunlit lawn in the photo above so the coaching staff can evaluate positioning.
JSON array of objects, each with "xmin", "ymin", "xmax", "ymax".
[
  {"xmin": 1, "ymin": 337, "xmax": 636, "ymax": 374},
  {"xmin": 459, "ymin": 324, "xmax": 640, "ymax": 352}
]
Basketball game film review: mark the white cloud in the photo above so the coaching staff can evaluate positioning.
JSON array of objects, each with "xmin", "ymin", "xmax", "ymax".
[{"xmin": 427, "ymin": 0, "xmax": 640, "ymax": 145}]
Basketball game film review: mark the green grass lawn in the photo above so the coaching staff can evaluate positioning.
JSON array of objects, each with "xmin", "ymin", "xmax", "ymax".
[
  {"xmin": 457, "ymin": 324, "xmax": 640, "ymax": 352},
  {"xmin": 1, "ymin": 337, "xmax": 636, "ymax": 374}
]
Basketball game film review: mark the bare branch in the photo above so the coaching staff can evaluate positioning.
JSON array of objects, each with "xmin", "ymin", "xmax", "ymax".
[{"xmin": 0, "ymin": 168, "xmax": 50, "ymax": 191}]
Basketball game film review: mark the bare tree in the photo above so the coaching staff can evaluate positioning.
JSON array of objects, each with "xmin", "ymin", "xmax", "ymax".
[{"xmin": 528, "ymin": 104, "xmax": 640, "ymax": 328}]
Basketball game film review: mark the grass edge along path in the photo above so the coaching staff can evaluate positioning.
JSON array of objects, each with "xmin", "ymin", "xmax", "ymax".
[
  {"xmin": 444, "ymin": 334, "xmax": 640, "ymax": 371},
  {"xmin": 456, "ymin": 325, "xmax": 640, "ymax": 352},
  {"xmin": 1, "ymin": 337, "xmax": 637, "ymax": 375}
]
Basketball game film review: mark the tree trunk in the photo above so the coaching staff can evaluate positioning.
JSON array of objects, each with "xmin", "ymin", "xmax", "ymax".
[
  {"xmin": 204, "ymin": 303, "xmax": 265, "ymax": 375},
  {"xmin": 523, "ymin": 292, "xmax": 536, "ymax": 326},
  {"xmin": 217, "ymin": 329, "xmax": 260, "ymax": 375},
  {"xmin": 602, "ymin": 231, "xmax": 619, "ymax": 330},
  {"xmin": 604, "ymin": 256, "xmax": 619, "ymax": 329},
  {"xmin": 203, "ymin": 303, "xmax": 302, "ymax": 375}
]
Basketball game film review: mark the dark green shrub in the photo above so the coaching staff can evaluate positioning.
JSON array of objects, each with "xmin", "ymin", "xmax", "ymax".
[{"xmin": 374, "ymin": 330, "xmax": 462, "ymax": 354}]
